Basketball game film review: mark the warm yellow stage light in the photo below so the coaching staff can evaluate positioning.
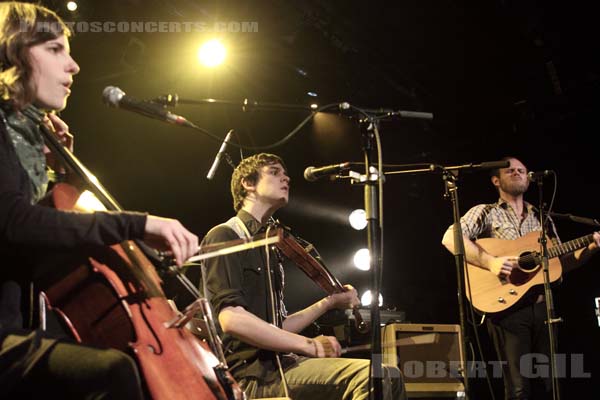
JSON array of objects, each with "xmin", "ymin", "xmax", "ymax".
[
  {"xmin": 197, "ymin": 40, "xmax": 227, "ymax": 67},
  {"xmin": 66, "ymin": 1, "xmax": 78, "ymax": 11}
]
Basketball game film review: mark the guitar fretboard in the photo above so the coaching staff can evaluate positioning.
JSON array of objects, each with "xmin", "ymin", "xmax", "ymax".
[{"xmin": 548, "ymin": 234, "xmax": 594, "ymax": 259}]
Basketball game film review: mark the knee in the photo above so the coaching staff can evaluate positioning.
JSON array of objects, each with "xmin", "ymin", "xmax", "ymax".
[
  {"xmin": 99, "ymin": 349, "xmax": 138, "ymax": 376},
  {"xmin": 96, "ymin": 349, "xmax": 143, "ymax": 398},
  {"xmin": 382, "ymin": 365, "xmax": 402, "ymax": 379},
  {"xmin": 382, "ymin": 365, "xmax": 406, "ymax": 400}
]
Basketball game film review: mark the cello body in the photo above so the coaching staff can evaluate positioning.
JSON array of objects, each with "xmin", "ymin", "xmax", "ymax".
[{"xmin": 38, "ymin": 123, "xmax": 243, "ymax": 400}]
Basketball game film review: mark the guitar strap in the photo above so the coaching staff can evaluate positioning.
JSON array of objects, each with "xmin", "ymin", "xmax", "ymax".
[
  {"xmin": 223, "ymin": 216, "xmax": 252, "ymax": 240},
  {"xmin": 212, "ymin": 216, "xmax": 287, "ymax": 324}
]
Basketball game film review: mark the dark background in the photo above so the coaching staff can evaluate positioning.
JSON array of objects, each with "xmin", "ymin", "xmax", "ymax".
[{"xmin": 41, "ymin": 0, "xmax": 600, "ymax": 397}]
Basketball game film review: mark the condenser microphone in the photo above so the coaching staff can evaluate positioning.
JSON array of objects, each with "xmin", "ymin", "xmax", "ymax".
[
  {"xmin": 303, "ymin": 162, "xmax": 351, "ymax": 182},
  {"xmin": 102, "ymin": 86, "xmax": 194, "ymax": 127},
  {"xmin": 527, "ymin": 170, "xmax": 553, "ymax": 182},
  {"xmin": 206, "ymin": 130, "xmax": 234, "ymax": 180}
]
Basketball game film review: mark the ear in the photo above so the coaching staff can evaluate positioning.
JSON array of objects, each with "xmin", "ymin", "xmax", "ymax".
[
  {"xmin": 491, "ymin": 175, "xmax": 500, "ymax": 189},
  {"xmin": 241, "ymin": 178, "xmax": 255, "ymax": 194}
]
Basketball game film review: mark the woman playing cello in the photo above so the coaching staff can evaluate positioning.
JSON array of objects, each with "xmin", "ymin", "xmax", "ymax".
[{"xmin": 0, "ymin": 2, "xmax": 198, "ymax": 398}]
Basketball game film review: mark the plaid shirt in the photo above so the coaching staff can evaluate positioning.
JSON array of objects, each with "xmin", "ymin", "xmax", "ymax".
[{"xmin": 456, "ymin": 198, "xmax": 559, "ymax": 242}]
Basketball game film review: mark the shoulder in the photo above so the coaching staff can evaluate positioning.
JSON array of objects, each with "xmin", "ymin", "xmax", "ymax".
[
  {"xmin": 465, "ymin": 203, "xmax": 496, "ymax": 216},
  {"xmin": 203, "ymin": 222, "xmax": 239, "ymax": 244}
]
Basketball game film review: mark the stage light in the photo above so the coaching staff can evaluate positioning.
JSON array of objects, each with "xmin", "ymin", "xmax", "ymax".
[
  {"xmin": 349, "ymin": 209, "xmax": 367, "ymax": 230},
  {"xmin": 353, "ymin": 248, "xmax": 370, "ymax": 271},
  {"xmin": 66, "ymin": 1, "xmax": 78, "ymax": 11},
  {"xmin": 307, "ymin": 91, "xmax": 318, "ymax": 97},
  {"xmin": 360, "ymin": 290, "xmax": 383, "ymax": 307},
  {"xmin": 310, "ymin": 103, "xmax": 318, "ymax": 110},
  {"xmin": 197, "ymin": 39, "xmax": 226, "ymax": 68}
]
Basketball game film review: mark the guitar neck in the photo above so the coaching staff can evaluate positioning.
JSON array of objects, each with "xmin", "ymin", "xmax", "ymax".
[{"xmin": 548, "ymin": 234, "xmax": 594, "ymax": 259}]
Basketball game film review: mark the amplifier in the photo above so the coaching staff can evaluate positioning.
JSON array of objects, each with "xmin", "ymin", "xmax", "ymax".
[{"xmin": 382, "ymin": 323, "xmax": 465, "ymax": 399}]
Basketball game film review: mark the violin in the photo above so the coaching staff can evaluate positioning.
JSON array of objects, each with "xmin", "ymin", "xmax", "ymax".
[
  {"xmin": 271, "ymin": 224, "xmax": 370, "ymax": 334},
  {"xmin": 39, "ymin": 124, "xmax": 243, "ymax": 400}
]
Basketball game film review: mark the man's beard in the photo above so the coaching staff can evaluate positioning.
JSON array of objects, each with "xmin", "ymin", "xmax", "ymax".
[{"xmin": 500, "ymin": 179, "xmax": 528, "ymax": 196}]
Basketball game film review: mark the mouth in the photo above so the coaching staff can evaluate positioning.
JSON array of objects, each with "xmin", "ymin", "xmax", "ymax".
[{"xmin": 62, "ymin": 82, "xmax": 73, "ymax": 94}]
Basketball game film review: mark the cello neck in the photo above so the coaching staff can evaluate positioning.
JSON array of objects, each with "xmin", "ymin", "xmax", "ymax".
[{"xmin": 40, "ymin": 123, "xmax": 123, "ymax": 212}]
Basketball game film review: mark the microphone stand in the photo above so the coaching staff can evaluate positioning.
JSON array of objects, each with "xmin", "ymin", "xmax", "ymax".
[
  {"xmin": 532, "ymin": 176, "xmax": 562, "ymax": 400},
  {"xmin": 441, "ymin": 169, "xmax": 471, "ymax": 399},
  {"xmin": 548, "ymin": 212, "xmax": 600, "ymax": 228},
  {"xmin": 325, "ymin": 107, "xmax": 432, "ymax": 400},
  {"xmin": 153, "ymin": 95, "xmax": 317, "ymax": 112},
  {"xmin": 376, "ymin": 160, "xmax": 513, "ymax": 400},
  {"xmin": 359, "ymin": 118, "xmax": 384, "ymax": 400}
]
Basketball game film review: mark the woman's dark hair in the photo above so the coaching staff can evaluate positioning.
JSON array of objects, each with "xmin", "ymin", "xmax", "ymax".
[{"xmin": 0, "ymin": 2, "xmax": 71, "ymax": 110}]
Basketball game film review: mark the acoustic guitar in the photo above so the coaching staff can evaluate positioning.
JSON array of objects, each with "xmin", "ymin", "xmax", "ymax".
[{"xmin": 465, "ymin": 231, "xmax": 594, "ymax": 313}]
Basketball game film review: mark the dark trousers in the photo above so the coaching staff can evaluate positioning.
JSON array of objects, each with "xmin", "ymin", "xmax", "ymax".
[
  {"xmin": 487, "ymin": 300, "xmax": 553, "ymax": 400},
  {"xmin": 2, "ymin": 333, "xmax": 144, "ymax": 399}
]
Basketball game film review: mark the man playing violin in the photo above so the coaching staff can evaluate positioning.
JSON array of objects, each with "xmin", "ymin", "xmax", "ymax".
[
  {"xmin": 0, "ymin": 2, "xmax": 198, "ymax": 398},
  {"xmin": 201, "ymin": 153, "xmax": 406, "ymax": 399}
]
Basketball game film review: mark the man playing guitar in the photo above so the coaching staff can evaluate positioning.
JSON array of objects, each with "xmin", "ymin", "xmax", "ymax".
[{"xmin": 442, "ymin": 156, "xmax": 600, "ymax": 400}]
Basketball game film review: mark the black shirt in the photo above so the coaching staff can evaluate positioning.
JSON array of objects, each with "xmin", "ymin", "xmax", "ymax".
[
  {"xmin": 0, "ymin": 108, "xmax": 147, "ymax": 384},
  {"xmin": 201, "ymin": 209, "xmax": 292, "ymax": 382}
]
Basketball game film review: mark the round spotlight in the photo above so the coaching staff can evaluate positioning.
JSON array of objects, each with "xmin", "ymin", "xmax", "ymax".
[
  {"xmin": 360, "ymin": 290, "xmax": 383, "ymax": 307},
  {"xmin": 310, "ymin": 103, "xmax": 319, "ymax": 110},
  {"xmin": 349, "ymin": 209, "xmax": 367, "ymax": 230},
  {"xmin": 66, "ymin": 1, "xmax": 78, "ymax": 11},
  {"xmin": 197, "ymin": 39, "xmax": 226, "ymax": 68},
  {"xmin": 353, "ymin": 248, "xmax": 370, "ymax": 271}
]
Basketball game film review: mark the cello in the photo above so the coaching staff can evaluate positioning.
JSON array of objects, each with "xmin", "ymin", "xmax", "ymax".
[{"xmin": 38, "ymin": 123, "xmax": 244, "ymax": 400}]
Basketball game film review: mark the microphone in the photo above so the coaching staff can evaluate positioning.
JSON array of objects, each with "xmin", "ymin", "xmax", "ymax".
[
  {"xmin": 206, "ymin": 130, "xmax": 234, "ymax": 180},
  {"xmin": 303, "ymin": 162, "xmax": 351, "ymax": 182},
  {"xmin": 527, "ymin": 170, "xmax": 553, "ymax": 182},
  {"xmin": 102, "ymin": 86, "xmax": 193, "ymax": 127}
]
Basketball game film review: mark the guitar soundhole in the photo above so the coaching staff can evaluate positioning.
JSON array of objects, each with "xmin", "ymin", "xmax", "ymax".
[
  {"xmin": 509, "ymin": 251, "xmax": 540, "ymax": 285},
  {"xmin": 517, "ymin": 251, "xmax": 539, "ymax": 272}
]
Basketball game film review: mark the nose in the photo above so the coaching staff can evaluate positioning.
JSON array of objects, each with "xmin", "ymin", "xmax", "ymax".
[
  {"xmin": 282, "ymin": 174, "xmax": 290, "ymax": 183},
  {"xmin": 66, "ymin": 54, "xmax": 80, "ymax": 75}
]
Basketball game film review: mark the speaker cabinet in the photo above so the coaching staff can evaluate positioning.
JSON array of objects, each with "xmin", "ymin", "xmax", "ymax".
[{"xmin": 382, "ymin": 323, "xmax": 465, "ymax": 398}]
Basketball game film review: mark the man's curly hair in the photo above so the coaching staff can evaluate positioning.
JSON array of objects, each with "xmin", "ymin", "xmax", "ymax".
[{"xmin": 230, "ymin": 153, "xmax": 286, "ymax": 212}]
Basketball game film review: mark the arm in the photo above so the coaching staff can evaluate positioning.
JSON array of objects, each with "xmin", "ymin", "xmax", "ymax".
[
  {"xmin": 282, "ymin": 285, "xmax": 360, "ymax": 333},
  {"xmin": 0, "ymin": 125, "xmax": 197, "ymax": 266},
  {"xmin": 441, "ymin": 209, "xmax": 516, "ymax": 278},
  {"xmin": 220, "ymin": 306, "xmax": 341, "ymax": 358},
  {"xmin": 220, "ymin": 306, "xmax": 316, "ymax": 355}
]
